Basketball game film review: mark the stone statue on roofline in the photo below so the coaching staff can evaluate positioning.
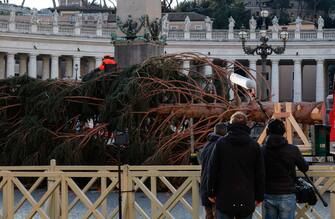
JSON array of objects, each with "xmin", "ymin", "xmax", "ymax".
[
  {"xmin": 31, "ymin": 8, "xmax": 38, "ymax": 24},
  {"xmin": 205, "ymin": 16, "xmax": 212, "ymax": 32},
  {"xmin": 295, "ymin": 16, "xmax": 302, "ymax": 32},
  {"xmin": 318, "ymin": 16, "xmax": 324, "ymax": 31},
  {"xmin": 249, "ymin": 16, "xmax": 256, "ymax": 31},
  {"xmin": 162, "ymin": 14, "xmax": 169, "ymax": 32},
  {"xmin": 97, "ymin": 13, "xmax": 103, "ymax": 28},
  {"xmin": 75, "ymin": 13, "xmax": 82, "ymax": 27},
  {"xmin": 184, "ymin": 16, "xmax": 191, "ymax": 32},
  {"xmin": 229, "ymin": 16, "xmax": 235, "ymax": 31},
  {"xmin": 272, "ymin": 16, "xmax": 279, "ymax": 32},
  {"xmin": 53, "ymin": 10, "xmax": 59, "ymax": 26},
  {"xmin": 9, "ymin": 7, "xmax": 15, "ymax": 23}
]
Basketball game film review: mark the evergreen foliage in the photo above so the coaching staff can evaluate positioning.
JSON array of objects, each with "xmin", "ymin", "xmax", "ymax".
[{"xmin": 0, "ymin": 54, "xmax": 250, "ymax": 166}]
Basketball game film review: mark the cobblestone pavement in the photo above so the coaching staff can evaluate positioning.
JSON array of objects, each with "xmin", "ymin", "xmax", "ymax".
[{"xmin": 2, "ymin": 191, "xmax": 331, "ymax": 218}]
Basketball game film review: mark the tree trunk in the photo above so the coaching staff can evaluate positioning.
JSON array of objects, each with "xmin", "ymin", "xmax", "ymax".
[{"xmin": 153, "ymin": 102, "xmax": 323, "ymax": 124}]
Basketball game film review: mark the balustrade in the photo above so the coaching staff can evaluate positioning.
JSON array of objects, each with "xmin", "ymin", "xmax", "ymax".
[
  {"xmin": 190, "ymin": 30, "xmax": 206, "ymax": 40},
  {"xmin": 0, "ymin": 14, "xmax": 332, "ymax": 41},
  {"xmin": 0, "ymin": 160, "xmax": 333, "ymax": 218}
]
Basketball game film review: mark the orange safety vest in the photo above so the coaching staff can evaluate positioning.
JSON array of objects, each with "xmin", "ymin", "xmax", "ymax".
[{"xmin": 99, "ymin": 58, "xmax": 117, "ymax": 71}]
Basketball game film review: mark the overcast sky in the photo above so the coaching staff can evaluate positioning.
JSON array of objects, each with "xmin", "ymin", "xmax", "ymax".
[
  {"xmin": 8, "ymin": 0, "xmax": 176, "ymax": 10},
  {"xmin": 10, "ymin": 0, "xmax": 55, "ymax": 9}
]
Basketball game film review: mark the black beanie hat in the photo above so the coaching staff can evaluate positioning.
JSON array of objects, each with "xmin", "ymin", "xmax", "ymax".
[{"xmin": 267, "ymin": 119, "xmax": 286, "ymax": 135}]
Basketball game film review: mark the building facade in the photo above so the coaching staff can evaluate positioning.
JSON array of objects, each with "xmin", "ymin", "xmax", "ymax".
[{"xmin": 0, "ymin": 10, "xmax": 334, "ymax": 103}]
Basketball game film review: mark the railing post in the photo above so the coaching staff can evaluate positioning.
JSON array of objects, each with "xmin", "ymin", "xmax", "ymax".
[
  {"xmin": 53, "ymin": 24, "xmax": 59, "ymax": 34},
  {"xmin": 184, "ymin": 30, "xmax": 190, "ymax": 40},
  {"xmin": 2, "ymin": 171, "xmax": 14, "ymax": 219},
  {"xmin": 206, "ymin": 31, "xmax": 212, "ymax": 40},
  {"xmin": 228, "ymin": 30, "xmax": 234, "ymax": 40},
  {"xmin": 46, "ymin": 159, "xmax": 60, "ymax": 219},
  {"xmin": 331, "ymin": 184, "xmax": 335, "ymax": 219},
  {"xmin": 250, "ymin": 30, "xmax": 256, "ymax": 40},
  {"xmin": 317, "ymin": 29, "xmax": 323, "ymax": 39},
  {"xmin": 101, "ymin": 176, "xmax": 108, "ymax": 217},
  {"xmin": 61, "ymin": 174, "xmax": 68, "ymax": 219},
  {"xmin": 122, "ymin": 165, "xmax": 135, "ymax": 219},
  {"xmin": 151, "ymin": 175, "xmax": 157, "ymax": 218},
  {"xmin": 192, "ymin": 176, "xmax": 200, "ymax": 219}
]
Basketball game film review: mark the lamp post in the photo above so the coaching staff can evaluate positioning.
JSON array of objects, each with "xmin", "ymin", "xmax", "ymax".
[
  {"xmin": 239, "ymin": 10, "xmax": 288, "ymax": 100},
  {"xmin": 74, "ymin": 64, "xmax": 79, "ymax": 81}
]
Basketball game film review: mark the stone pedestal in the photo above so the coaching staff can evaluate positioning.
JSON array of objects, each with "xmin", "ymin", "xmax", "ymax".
[{"xmin": 114, "ymin": 41, "xmax": 164, "ymax": 69}]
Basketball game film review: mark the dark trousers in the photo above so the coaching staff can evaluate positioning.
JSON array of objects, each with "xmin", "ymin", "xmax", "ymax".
[
  {"xmin": 205, "ymin": 205, "xmax": 216, "ymax": 219},
  {"xmin": 216, "ymin": 210, "xmax": 253, "ymax": 219}
]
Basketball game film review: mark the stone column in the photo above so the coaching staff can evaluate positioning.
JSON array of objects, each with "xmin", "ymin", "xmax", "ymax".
[
  {"xmin": 19, "ymin": 54, "xmax": 28, "ymax": 76},
  {"xmin": 28, "ymin": 54, "xmax": 37, "ymax": 78},
  {"xmin": 293, "ymin": 59, "xmax": 302, "ymax": 102},
  {"xmin": 88, "ymin": 58, "xmax": 95, "ymax": 72},
  {"xmin": 271, "ymin": 59, "xmax": 280, "ymax": 102},
  {"xmin": 0, "ymin": 54, "xmax": 5, "ymax": 79},
  {"xmin": 204, "ymin": 64, "xmax": 213, "ymax": 77},
  {"xmin": 316, "ymin": 59, "xmax": 325, "ymax": 101},
  {"xmin": 182, "ymin": 60, "xmax": 190, "ymax": 75},
  {"xmin": 227, "ymin": 60, "xmax": 235, "ymax": 74},
  {"xmin": 73, "ymin": 56, "xmax": 81, "ymax": 80},
  {"xmin": 51, "ymin": 55, "xmax": 59, "ymax": 79},
  {"xmin": 42, "ymin": 56, "xmax": 50, "ymax": 80},
  {"xmin": 249, "ymin": 59, "xmax": 257, "ymax": 79},
  {"xmin": 65, "ymin": 57, "xmax": 73, "ymax": 79},
  {"xmin": 95, "ymin": 57, "xmax": 102, "ymax": 68},
  {"xmin": 6, "ymin": 52, "xmax": 15, "ymax": 78}
]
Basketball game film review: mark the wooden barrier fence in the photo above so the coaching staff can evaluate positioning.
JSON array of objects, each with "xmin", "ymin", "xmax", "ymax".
[{"xmin": 0, "ymin": 160, "xmax": 334, "ymax": 218}]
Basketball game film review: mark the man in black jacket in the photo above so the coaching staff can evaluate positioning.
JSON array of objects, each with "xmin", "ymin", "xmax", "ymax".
[
  {"xmin": 207, "ymin": 112, "xmax": 265, "ymax": 219},
  {"xmin": 262, "ymin": 119, "xmax": 308, "ymax": 219},
  {"xmin": 200, "ymin": 123, "xmax": 228, "ymax": 219}
]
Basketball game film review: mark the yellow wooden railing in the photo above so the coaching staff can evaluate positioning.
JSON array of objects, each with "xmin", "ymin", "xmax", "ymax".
[{"xmin": 0, "ymin": 160, "xmax": 334, "ymax": 218}]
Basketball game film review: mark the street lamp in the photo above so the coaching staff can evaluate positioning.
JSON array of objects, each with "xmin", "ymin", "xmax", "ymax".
[
  {"xmin": 239, "ymin": 10, "xmax": 288, "ymax": 100},
  {"xmin": 74, "ymin": 64, "xmax": 79, "ymax": 81}
]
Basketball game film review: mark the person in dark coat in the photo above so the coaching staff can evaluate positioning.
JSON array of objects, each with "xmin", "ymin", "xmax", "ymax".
[
  {"xmin": 262, "ymin": 119, "xmax": 309, "ymax": 219},
  {"xmin": 200, "ymin": 123, "xmax": 228, "ymax": 219},
  {"xmin": 207, "ymin": 112, "xmax": 265, "ymax": 219}
]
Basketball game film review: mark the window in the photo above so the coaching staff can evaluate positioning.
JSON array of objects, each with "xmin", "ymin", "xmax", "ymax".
[{"xmin": 170, "ymin": 26, "xmax": 178, "ymax": 30}]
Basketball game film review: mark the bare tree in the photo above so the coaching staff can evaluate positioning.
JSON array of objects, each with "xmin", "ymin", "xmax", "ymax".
[{"xmin": 162, "ymin": 0, "xmax": 180, "ymax": 12}]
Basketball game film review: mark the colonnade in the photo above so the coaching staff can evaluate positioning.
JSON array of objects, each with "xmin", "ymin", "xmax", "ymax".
[
  {"xmin": 182, "ymin": 58, "xmax": 326, "ymax": 102},
  {"xmin": 0, "ymin": 52, "xmax": 327, "ymax": 102},
  {"xmin": 0, "ymin": 53, "xmax": 104, "ymax": 80}
]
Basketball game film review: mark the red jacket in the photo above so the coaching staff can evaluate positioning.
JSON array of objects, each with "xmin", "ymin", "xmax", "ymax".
[{"xmin": 99, "ymin": 58, "xmax": 117, "ymax": 71}]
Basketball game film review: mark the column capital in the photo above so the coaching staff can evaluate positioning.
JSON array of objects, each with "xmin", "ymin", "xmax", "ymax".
[
  {"xmin": 74, "ymin": 56, "xmax": 82, "ymax": 60},
  {"xmin": 29, "ymin": 53, "xmax": 38, "ymax": 57},
  {"xmin": 6, "ymin": 52, "xmax": 16, "ymax": 56},
  {"xmin": 294, "ymin": 59, "xmax": 302, "ymax": 64},
  {"xmin": 249, "ymin": 59, "xmax": 257, "ymax": 64},
  {"xmin": 271, "ymin": 59, "xmax": 280, "ymax": 64},
  {"xmin": 316, "ymin": 59, "xmax": 324, "ymax": 64}
]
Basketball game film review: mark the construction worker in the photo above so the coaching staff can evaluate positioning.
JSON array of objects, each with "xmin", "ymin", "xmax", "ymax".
[
  {"xmin": 98, "ymin": 55, "xmax": 117, "ymax": 73},
  {"xmin": 82, "ymin": 55, "xmax": 116, "ymax": 81}
]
